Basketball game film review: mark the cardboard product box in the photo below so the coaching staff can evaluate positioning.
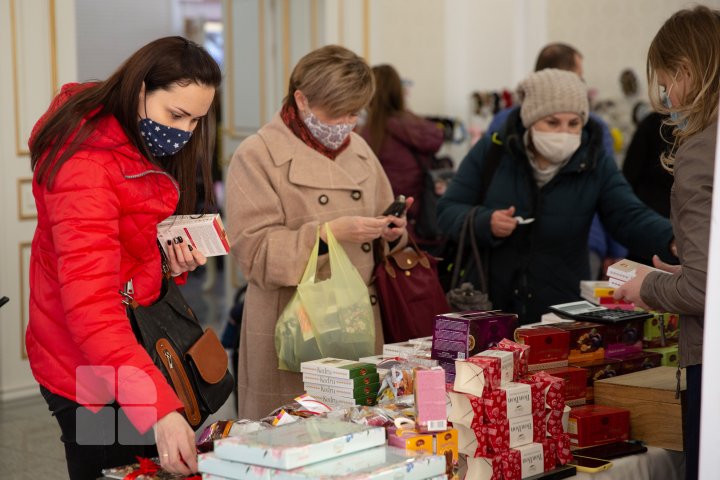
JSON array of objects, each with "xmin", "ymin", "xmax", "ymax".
[
  {"xmin": 543, "ymin": 366, "xmax": 587, "ymax": 406},
  {"xmin": 567, "ymin": 404, "xmax": 630, "ymax": 448},
  {"xmin": 300, "ymin": 358, "xmax": 376, "ymax": 379},
  {"xmin": 644, "ymin": 345, "xmax": 679, "ymax": 367},
  {"xmin": 594, "ymin": 366, "xmax": 685, "ymax": 450},
  {"xmin": 383, "ymin": 341, "xmax": 428, "ymax": 358},
  {"xmin": 304, "ymin": 382, "xmax": 379, "ymax": 400},
  {"xmin": 302, "ymin": 371, "xmax": 380, "ymax": 389},
  {"xmin": 431, "ymin": 311, "xmax": 518, "ymax": 362},
  {"xmin": 514, "ymin": 326, "xmax": 570, "ymax": 366},
  {"xmin": 213, "ymin": 418, "xmax": 385, "ymax": 469},
  {"xmin": 414, "ymin": 368, "xmax": 448, "ymax": 432},
  {"xmin": 551, "ymin": 321, "xmax": 606, "ymax": 363},
  {"xmin": 643, "ymin": 312, "xmax": 680, "ymax": 348},
  {"xmin": 603, "ymin": 319, "xmax": 644, "ymax": 357},
  {"xmin": 386, "ymin": 426, "xmax": 434, "ymax": 454},
  {"xmin": 386, "ymin": 427, "xmax": 458, "ymax": 476},
  {"xmin": 570, "ymin": 358, "xmax": 623, "ymax": 403},
  {"xmin": 610, "ymin": 350, "xmax": 662, "ymax": 375},
  {"xmin": 199, "ymin": 446, "xmax": 445, "ymax": 480}
]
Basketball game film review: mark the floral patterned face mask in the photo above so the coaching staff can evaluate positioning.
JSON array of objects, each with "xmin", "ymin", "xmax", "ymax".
[{"xmin": 302, "ymin": 109, "xmax": 355, "ymax": 150}]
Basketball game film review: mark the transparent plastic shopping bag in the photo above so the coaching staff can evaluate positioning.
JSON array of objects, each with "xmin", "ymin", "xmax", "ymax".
[{"xmin": 275, "ymin": 224, "xmax": 375, "ymax": 372}]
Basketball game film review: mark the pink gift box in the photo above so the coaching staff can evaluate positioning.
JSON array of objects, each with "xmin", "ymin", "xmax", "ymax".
[{"xmin": 414, "ymin": 368, "xmax": 448, "ymax": 432}]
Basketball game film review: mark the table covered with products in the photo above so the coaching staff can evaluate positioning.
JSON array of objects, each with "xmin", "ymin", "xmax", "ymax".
[{"xmin": 104, "ymin": 278, "xmax": 685, "ymax": 480}]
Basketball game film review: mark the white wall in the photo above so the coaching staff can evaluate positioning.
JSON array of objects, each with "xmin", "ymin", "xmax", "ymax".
[
  {"xmin": 75, "ymin": 0, "xmax": 179, "ymax": 81},
  {"xmin": 546, "ymin": 0, "xmax": 716, "ymax": 103},
  {"xmin": 0, "ymin": 0, "xmax": 77, "ymax": 401}
]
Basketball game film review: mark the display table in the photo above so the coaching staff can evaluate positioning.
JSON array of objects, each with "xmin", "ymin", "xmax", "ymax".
[{"xmin": 569, "ymin": 446, "xmax": 684, "ymax": 480}]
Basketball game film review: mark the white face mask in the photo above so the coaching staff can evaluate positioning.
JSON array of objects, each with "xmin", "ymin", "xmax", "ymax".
[{"xmin": 531, "ymin": 128, "xmax": 581, "ymax": 164}]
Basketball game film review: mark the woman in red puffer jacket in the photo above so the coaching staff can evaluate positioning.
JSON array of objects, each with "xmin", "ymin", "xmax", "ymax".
[{"xmin": 27, "ymin": 36, "xmax": 220, "ymax": 479}]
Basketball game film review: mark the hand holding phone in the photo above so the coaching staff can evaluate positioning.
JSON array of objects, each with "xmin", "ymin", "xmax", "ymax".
[
  {"xmin": 382, "ymin": 195, "xmax": 406, "ymax": 228},
  {"xmin": 382, "ymin": 195, "xmax": 406, "ymax": 217},
  {"xmin": 568, "ymin": 455, "xmax": 613, "ymax": 473}
]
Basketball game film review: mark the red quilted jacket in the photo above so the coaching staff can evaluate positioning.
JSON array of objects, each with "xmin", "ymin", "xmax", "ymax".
[{"xmin": 26, "ymin": 84, "xmax": 183, "ymax": 433}]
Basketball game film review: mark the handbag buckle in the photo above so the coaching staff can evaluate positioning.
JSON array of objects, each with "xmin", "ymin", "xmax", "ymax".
[{"xmin": 119, "ymin": 289, "xmax": 134, "ymax": 307}]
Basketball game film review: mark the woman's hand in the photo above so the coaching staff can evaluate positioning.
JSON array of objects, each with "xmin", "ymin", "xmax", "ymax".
[
  {"xmin": 154, "ymin": 411, "xmax": 197, "ymax": 475},
  {"xmin": 166, "ymin": 237, "xmax": 207, "ymax": 276},
  {"xmin": 490, "ymin": 206, "xmax": 517, "ymax": 238},
  {"xmin": 382, "ymin": 196, "xmax": 414, "ymax": 243},
  {"xmin": 323, "ymin": 216, "xmax": 389, "ymax": 243}
]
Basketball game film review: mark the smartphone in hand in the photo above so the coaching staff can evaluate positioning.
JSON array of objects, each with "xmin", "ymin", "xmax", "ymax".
[{"xmin": 382, "ymin": 195, "xmax": 406, "ymax": 228}]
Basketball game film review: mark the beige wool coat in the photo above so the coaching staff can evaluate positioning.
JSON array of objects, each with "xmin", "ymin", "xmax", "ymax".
[{"xmin": 226, "ymin": 113, "xmax": 401, "ymax": 419}]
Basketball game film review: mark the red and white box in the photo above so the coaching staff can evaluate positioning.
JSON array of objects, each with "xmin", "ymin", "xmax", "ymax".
[
  {"xmin": 453, "ymin": 355, "xmax": 501, "ymax": 397},
  {"xmin": 515, "ymin": 379, "xmax": 546, "ymax": 414},
  {"xmin": 529, "ymin": 371, "xmax": 566, "ymax": 412},
  {"xmin": 568, "ymin": 404, "xmax": 630, "ymax": 447},
  {"xmin": 482, "ymin": 382, "xmax": 533, "ymax": 422},
  {"xmin": 493, "ymin": 338, "xmax": 531, "ymax": 380},
  {"xmin": 478, "ymin": 349, "xmax": 515, "ymax": 386},
  {"xmin": 447, "ymin": 390, "xmax": 477, "ymax": 428},
  {"xmin": 493, "ymin": 442, "xmax": 546, "ymax": 480}
]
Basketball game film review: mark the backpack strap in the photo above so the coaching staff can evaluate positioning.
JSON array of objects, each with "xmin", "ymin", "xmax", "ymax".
[{"xmin": 477, "ymin": 132, "xmax": 505, "ymax": 204}]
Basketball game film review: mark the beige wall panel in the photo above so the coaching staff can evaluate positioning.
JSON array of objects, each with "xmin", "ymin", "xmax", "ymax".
[{"xmin": 10, "ymin": 0, "xmax": 56, "ymax": 155}]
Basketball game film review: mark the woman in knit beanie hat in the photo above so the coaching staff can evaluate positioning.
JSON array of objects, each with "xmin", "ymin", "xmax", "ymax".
[
  {"xmin": 519, "ymin": 69, "xmax": 589, "ymax": 185},
  {"xmin": 437, "ymin": 66, "xmax": 675, "ymax": 325}
]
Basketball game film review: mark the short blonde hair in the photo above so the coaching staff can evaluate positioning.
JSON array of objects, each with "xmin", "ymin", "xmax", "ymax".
[
  {"xmin": 647, "ymin": 5, "xmax": 720, "ymax": 171},
  {"xmin": 284, "ymin": 45, "xmax": 374, "ymax": 117}
]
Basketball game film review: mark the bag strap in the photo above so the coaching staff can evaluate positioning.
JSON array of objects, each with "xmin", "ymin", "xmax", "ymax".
[
  {"xmin": 376, "ymin": 235, "xmax": 429, "ymax": 279},
  {"xmin": 448, "ymin": 134, "xmax": 504, "ymax": 291}
]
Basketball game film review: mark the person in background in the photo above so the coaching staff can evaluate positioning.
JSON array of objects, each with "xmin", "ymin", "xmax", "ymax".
[
  {"xmin": 488, "ymin": 43, "xmax": 627, "ymax": 279},
  {"xmin": 26, "ymin": 37, "xmax": 221, "ymax": 478},
  {"xmin": 437, "ymin": 69, "xmax": 674, "ymax": 324},
  {"xmin": 225, "ymin": 45, "xmax": 409, "ymax": 420},
  {"xmin": 614, "ymin": 7, "xmax": 720, "ymax": 480},
  {"xmin": 622, "ymin": 111, "xmax": 675, "ymax": 265},
  {"xmin": 360, "ymin": 64, "xmax": 444, "ymax": 245}
]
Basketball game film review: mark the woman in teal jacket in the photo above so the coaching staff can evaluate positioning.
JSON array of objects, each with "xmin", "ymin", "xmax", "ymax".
[{"xmin": 437, "ymin": 69, "xmax": 674, "ymax": 324}]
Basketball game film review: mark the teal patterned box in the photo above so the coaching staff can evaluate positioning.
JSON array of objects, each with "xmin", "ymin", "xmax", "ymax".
[{"xmin": 200, "ymin": 446, "xmax": 445, "ymax": 479}]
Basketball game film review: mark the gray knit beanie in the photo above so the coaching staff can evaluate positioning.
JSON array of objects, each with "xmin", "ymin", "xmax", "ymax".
[{"xmin": 518, "ymin": 69, "xmax": 589, "ymax": 128}]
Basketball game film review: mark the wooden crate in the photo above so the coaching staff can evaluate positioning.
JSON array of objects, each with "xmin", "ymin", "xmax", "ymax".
[{"xmin": 593, "ymin": 366, "xmax": 686, "ymax": 451}]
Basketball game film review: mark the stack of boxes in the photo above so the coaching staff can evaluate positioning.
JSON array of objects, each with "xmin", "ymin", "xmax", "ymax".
[
  {"xmin": 446, "ymin": 339, "xmax": 574, "ymax": 480},
  {"xmin": 299, "ymin": 358, "xmax": 380, "ymax": 408},
  {"xmin": 198, "ymin": 417, "xmax": 447, "ymax": 479}
]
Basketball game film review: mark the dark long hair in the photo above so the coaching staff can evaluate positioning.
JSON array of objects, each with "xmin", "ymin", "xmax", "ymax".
[
  {"xmin": 365, "ymin": 64, "xmax": 405, "ymax": 153},
  {"xmin": 30, "ymin": 36, "xmax": 222, "ymax": 214}
]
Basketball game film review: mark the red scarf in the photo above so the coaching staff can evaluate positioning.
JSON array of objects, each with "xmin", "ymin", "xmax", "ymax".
[{"xmin": 280, "ymin": 103, "xmax": 350, "ymax": 160}]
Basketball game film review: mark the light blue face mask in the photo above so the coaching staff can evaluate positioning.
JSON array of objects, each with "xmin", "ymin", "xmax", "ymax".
[{"xmin": 661, "ymin": 75, "xmax": 687, "ymax": 130}]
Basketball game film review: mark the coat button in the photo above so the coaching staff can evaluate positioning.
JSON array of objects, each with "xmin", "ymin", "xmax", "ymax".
[
  {"xmin": 318, "ymin": 194, "xmax": 329, "ymax": 205},
  {"xmin": 361, "ymin": 242, "xmax": 371, "ymax": 252},
  {"xmin": 351, "ymin": 190, "xmax": 362, "ymax": 200},
  {"xmin": 370, "ymin": 294, "xmax": 378, "ymax": 305}
]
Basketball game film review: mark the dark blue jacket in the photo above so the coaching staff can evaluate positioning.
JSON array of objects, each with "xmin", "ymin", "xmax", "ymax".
[{"xmin": 438, "ymin": 108, "xmax": 673, "ymax": 324}]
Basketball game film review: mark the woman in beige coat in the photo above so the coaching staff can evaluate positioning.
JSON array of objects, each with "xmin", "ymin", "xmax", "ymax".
[{"xmin": 226, "ymin": 45, "xmax": 410, "ymax": 419}]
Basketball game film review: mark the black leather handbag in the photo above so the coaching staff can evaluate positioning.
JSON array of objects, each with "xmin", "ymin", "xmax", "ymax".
[{"xmin": 122, "ymin": 259, "xmax": 234, "ymax": 429}]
